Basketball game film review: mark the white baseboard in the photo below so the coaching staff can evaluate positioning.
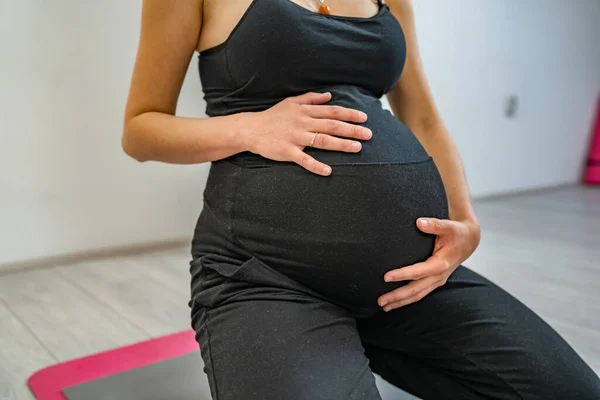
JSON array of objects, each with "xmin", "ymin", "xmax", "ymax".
[{"xmin": 0, "ymin": 238, "xmax": 190, "ymax": 276}]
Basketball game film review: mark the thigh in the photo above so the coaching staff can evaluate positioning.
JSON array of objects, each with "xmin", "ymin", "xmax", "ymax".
[
  {"xmin": 357, "ymin": 266, "xmax": 600, "ymax": 400},
  {"xmin": 191, "ymin": 258, "xmax": 382, "ymax": 400}
]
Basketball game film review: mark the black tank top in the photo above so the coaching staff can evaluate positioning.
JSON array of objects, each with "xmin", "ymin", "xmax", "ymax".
[{"xmin": 198, "ymin": 0, "xmax": 429, "ymax": 166}]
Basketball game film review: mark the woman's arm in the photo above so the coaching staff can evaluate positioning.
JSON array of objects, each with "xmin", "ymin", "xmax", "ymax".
[
  {"xmin": 123, "ymin": 0, "xmax": 250, "ymax": 164},
  {"xmin": 385, "ymin": 0, "xmax": 479, "ymax": 226},
  {"xmin": 377, "ymin": 0, "xmax": 481, "ymax": 311},
  {"xmin": 122, "ymin": 0, "xmax": 371, "ymax": 171}
]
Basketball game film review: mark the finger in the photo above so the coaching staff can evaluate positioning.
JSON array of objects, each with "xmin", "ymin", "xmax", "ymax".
[
  {"xmin": 382, "ymin": 285, "xmax": 438, "ymax": 311},
  {"xmin": 289, "ymin": 91, "xmax": 332, "ymax": 105},
  {"xmin": 309, "ymin": 132, "xmax": 362, "ymax": 153},
  {"xmin": 310, "ymin": 118, "xmax": 372, "ymax": 140},
  {"xmin": 289, "ymin": 148, "xmax": 332, "ymax": 176},
  {"xmin": 378, "ymin": 275, "xmax": 441, "ymax": 309},
  {"xmin": 417, "ymin": 218, "xmax": 455, "ymax": 235},
  {"xmin": 303, "ymin": 104, "xmax": 368, "ymax": 124},
  {"xmin": 383, "ymin": 256, "xmax": 451, "ymax": 283}
]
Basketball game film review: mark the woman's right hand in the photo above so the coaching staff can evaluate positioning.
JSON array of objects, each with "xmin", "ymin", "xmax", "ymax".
[{"xmin": 239, "ymin": 91, "xmax": 372, "ymax": 176}]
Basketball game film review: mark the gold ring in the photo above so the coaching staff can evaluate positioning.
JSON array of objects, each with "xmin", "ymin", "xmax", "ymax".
[{"xmin": 309, "ymin": 133, "xmax": 318, "ymax": 147}]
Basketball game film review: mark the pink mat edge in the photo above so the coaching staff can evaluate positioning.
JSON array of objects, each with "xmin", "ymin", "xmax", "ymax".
[{"xmin": 27, "ymin": 329, "xmax": 198, "ymax": 400}]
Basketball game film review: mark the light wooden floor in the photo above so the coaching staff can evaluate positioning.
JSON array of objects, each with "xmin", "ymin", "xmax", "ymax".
[{"xmin": 1, "ymin": 185, "xmax": 599, "ymax": 399}]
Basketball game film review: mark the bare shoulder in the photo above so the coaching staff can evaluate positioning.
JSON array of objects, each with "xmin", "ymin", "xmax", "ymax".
[
  {"xmin": 384, "ymin": 0, "xmax": 414, "ymax": 14},
  {"xmin": 383, "ymin": 0, "xmax": 415, "ymax": 27}
]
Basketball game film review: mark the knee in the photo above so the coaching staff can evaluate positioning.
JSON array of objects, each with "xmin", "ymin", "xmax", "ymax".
[{"xmin": 519, "ymin": 366, "xmax": 600, "ymax": 400}]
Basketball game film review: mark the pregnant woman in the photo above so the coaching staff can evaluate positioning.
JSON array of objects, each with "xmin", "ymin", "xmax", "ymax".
[{"xmin": 122, "ymin": 0, "xmax": 600, "ymax": 398}]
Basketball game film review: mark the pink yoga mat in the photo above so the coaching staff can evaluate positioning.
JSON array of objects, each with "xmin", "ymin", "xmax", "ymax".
[
  {"xmin": 28, "ymin": 329, "xmax": 198, "ymax": 400},
  {"xmin": 585, "ymin": 97, "xmax": 600, "ymax": 185}
]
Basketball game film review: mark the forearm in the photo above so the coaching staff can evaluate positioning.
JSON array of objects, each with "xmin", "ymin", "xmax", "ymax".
[{"xmin": 122, "ymin": 111, "xmax": 251, "ymax": 164}]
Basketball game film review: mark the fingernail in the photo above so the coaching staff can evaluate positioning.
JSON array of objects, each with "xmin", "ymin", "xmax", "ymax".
[
  {"xmin": 364, "ymin": 129, "xmax": 372, "ymax": 139},
  {"xmin": 383, "ymin": 306, "xmax": 391, "ymax": 312},
  {"xmin": 352, "ymin": 142, "xmax": 361, "ymax": 151},
  {"xmin": 420, "ymin": 218, "xmax": 428, "ymax": 227},
  {"xmin": 359, "ymin": 112, "xmax": 368, "ymax": 120},
  {"xmin": 324, "ymin": 166, "xmax": 332, "ymax": 174},
  {"xmin": 379, "ymin": 300, "xmax": 388, "ymax": 307},
  {"xmin": 384, "ymin": 275, "xmax": 393, "ymax": 282}
]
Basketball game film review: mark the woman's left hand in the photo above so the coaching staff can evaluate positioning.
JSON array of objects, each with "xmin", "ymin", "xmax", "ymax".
[{"xmin": 378, "ymin": 217, "xmax": 481, "ymax": 312}]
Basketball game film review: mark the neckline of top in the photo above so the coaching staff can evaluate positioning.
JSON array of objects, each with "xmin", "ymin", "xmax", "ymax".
[
  {"xmin": 198, "ymin": 0, "xmax": 389, "ymax": 57},
  {"xmin": 283, "ymin": 0, "xmax": 388, "ymax": 22}
]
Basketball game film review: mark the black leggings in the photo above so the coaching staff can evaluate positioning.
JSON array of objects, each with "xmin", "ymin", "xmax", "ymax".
[{"xmin": 189, "ymin": 159, "xmax": 600, "ymax": 399}]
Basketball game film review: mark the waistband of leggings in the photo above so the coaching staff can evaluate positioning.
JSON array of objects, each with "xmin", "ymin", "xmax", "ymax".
[{"xmin": 218, "ymin": 152, "xmax": 435, "ymax": 169}]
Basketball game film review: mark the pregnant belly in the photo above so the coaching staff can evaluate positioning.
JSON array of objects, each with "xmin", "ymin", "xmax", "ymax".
[
  {"xmin": 210, "ymin": 157, "xmax": 449, "ymax": 311},
  {"xmin": 200, "ymin": 88, "xmax": 448, "ymax": 311}
]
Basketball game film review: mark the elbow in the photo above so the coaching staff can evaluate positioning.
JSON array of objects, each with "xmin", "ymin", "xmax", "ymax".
[{"xmin": 121, "ymin": 121, "xmax": 149, "ymax": 163}]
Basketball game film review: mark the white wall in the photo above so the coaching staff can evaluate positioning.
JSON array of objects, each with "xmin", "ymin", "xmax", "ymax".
[
  {"xmin": 402, "ymin": 0, "xmax": 600, "ymax": 196},
  {"xmin": 1, "ymin": 0, "xmax": 599, "ymax": 267},
  {"xmin": 0, "ymin": 0, "xmax": 208, "ymax": 266}
]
